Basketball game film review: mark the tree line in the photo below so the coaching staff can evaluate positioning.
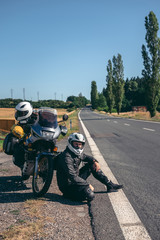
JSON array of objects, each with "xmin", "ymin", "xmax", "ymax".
[
  {"xmin": 0, "ymin": 94, "xmax": 89, "ymax": 111},
  {"xmin": 91, "ymin": 11, "xmax": 160, "ymax": 117}
]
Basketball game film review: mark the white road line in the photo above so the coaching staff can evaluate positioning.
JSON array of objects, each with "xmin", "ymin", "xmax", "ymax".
[
  {"xmin": 114, "ymin": 121, "xmax": 118, "ymax": 123},
  {"xmin": 143, "ymin": 128, "xmax": 155, "ymax": 132},
  {"xmin": 79, "ymin": 112, "xmax": 151, "ymax": 240},
  {"xmin": 124, "ymin": 123, "xmax": 130, "ymax": 126}
]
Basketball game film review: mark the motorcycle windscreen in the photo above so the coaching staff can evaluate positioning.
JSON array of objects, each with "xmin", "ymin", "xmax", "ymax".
[{"xmin": 38, "ymin": 110, "xmax": 58, "ymax": 129}]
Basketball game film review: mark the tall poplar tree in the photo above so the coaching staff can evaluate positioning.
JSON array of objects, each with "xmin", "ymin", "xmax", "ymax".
[
  {"xmin": 112, "ymin": 54, "xmax": 125, "ymax": 114},
  {"xmin": 142, "ymin": 11, "xmax": 160, "ymax": 117},
  {"xmin": 106, "ymin": 60, "xmax": 114, "ymax": 113},
  {"xmin": 91, "ymin": 81, "xmax": 98, "ymax": 109}
]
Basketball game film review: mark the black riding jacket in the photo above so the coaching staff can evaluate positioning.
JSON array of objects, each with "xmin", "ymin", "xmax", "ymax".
[{"xmin": 56, "ymin": 147, "xmax": 97, "ymax": 192}]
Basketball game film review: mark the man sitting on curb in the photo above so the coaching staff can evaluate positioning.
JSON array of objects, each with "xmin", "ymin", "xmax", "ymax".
[{"xmin": 56, "ymin": 132, "xmax": 123, "ymax": 201}]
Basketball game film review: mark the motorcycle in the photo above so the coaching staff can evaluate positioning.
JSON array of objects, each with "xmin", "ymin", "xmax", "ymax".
[{"xmin": 4, "ymin": 108, "xmax": 68, "ymax": 197}]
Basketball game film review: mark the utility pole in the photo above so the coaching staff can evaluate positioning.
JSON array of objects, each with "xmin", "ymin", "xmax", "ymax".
[
  {"xmin": 37, "ymin": 91, "xmax": 39, "ymax": 101},
  {"xmin": 11, "ymin": 89, "xmax": 13, "ymax": 99},
  {"xmin": 54, "ymin": 92, "xmax": 56, "ymax": 100}
]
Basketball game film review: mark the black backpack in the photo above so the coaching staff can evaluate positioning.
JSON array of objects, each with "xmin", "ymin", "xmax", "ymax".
[{"xmin": 3, "ymin": 133, "xmax": 19, "ymax": 155}]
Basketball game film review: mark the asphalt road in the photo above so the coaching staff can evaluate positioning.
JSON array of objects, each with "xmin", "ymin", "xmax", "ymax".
[{"xmin": 79, "ymin": 108, "xmax": 160, "ymax": 240}]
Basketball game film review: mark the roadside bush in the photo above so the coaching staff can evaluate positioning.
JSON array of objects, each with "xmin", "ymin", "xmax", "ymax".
[
  {"xmin": 112, "ymin": 108, "xmax": 117, "ymax": 113},
  {"xmin": 156, "ymin": 105, "xmax": 160, "ymax": 112},
  {"xmin": 97, "ymin": 106, "xmax": 109, "ymax": 112},
  {"xmin": 97, "ymin": 107, "xmax": 103, "ymax": 111},
  {"xmin": 103, "ymin": 106, "xmax": 109, "ymax": 112}
]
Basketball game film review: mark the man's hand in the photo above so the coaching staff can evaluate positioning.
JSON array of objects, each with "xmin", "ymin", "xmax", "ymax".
[
  {"xmin": 89, "ymin": 184, "xmax": 94, "ymax": 191},
  {"xmin": 92, "ymin": 161, "xmax": 101, "ymax": 172}
]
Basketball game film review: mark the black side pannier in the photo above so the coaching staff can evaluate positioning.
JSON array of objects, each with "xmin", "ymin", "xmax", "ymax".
[
  {"xmin": 13, "ymin": 143, "xmax": 25, "ymax": 167},
  {"xmin": 3, "ymin": 133, "xmax": 19, "ymax": 155}
]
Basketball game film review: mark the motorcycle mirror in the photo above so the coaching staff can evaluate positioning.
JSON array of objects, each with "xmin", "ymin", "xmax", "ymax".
[
  {"xmin": 60, "ymin": 125, "xmax": 68, "ymax": 136},
  {"xmin": 63, "ymin": 114, "xmax": 68, "ymax": 121}
]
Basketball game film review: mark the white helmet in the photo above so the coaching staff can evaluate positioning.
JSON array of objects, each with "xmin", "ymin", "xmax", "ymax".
[
  {"xmin": 15, "ymin": 101, "xmax": 33, "ymax": 121},
  {"xmin": 68, "ymin": 132, "xmax": 85, "ymax": 156}
]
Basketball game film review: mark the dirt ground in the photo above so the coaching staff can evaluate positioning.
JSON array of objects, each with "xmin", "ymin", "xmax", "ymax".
[
  {"xmin": 0, "ymin": 139, "xmax": 94, "ymax": 240},
  {"xmin": 109, "ymin": 110, "xmax": 160, "ymax": 122}
]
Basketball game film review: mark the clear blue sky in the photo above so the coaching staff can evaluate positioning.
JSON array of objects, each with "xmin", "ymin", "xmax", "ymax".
[{"xmin": 0, "ymin": 0, "xmax": 160, "ymax": 101}]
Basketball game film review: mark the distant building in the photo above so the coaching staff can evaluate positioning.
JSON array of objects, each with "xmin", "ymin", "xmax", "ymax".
[{"xmin": 132, "ymin": 106, "xmax": 147, "ymax": 112}]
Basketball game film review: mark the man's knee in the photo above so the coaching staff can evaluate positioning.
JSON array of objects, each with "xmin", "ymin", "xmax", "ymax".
[
  {"xmin": 62, "ymin": 185, "xmax": 95, "ymax": 202},
  {"xmin": 84, "ymin": 186, "xmax": 95, "ymax": 201}
]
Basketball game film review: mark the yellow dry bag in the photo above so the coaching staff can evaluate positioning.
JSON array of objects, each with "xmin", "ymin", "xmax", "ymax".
[{"xmin": 11, "ymin": 125, "xmax": 24, "ymax": 139}]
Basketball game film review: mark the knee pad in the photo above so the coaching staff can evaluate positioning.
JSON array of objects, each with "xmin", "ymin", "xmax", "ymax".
[{"xmin": 84, "ymin": 187, "xmax": 95, "ymax": 201}]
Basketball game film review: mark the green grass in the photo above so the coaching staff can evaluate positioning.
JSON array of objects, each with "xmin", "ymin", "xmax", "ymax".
[
  {"xmin": 0, "ymin": 130, "xmax": 7, "ymax": 152},
  {"xmin": 0, "ymin": 139, "xmax": 4, "ymax": 152},
  {"xmin": 9, "ymin": 210, "xmax": 20, "ymax": 216},
  {"xmin": 0, "ymin": 168, "xmax": 9, "ymax": 172},
  {"xmin": 58, "ymin": 110, "xmax": 79, "ymax": 141}
]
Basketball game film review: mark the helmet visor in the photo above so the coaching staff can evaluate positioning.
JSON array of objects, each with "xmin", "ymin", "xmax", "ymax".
[
  {"xmin": 15, "ymin": 110, "xmax": 29, "ymax": 119},
  {"xmin": 71, "ymin": 141, "xmax": 85, "ymax": 150}
]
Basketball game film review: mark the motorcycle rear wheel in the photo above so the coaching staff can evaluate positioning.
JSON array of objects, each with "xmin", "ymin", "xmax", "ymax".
[{"xmin": 32, "ymin": 155, "xmax": 54, "ymax": 197}]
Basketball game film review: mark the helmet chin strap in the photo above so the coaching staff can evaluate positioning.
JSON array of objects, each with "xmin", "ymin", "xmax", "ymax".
[{"xmin": 19, "ymin": 119, "xmax": 28, "ymax": 124}]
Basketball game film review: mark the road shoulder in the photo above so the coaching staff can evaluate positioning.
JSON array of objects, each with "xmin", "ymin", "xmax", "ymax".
[{"xmin": 0, "ymin": 138, "xmax": 94, "ymax": 240}]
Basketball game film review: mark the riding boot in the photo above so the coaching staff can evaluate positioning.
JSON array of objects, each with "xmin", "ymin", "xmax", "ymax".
[
  {"xmin": 106, "ymin": 180, "xmax": 123, "ymax": 191},
  {"xmin": 92, "ymin": 169, "xmax": 123, "ymax": 192}
]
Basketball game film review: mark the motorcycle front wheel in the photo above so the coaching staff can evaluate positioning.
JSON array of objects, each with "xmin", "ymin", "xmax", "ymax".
[{"xmin": 32, "ymin": 155, "xmax": 54, "ymax": 197}]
